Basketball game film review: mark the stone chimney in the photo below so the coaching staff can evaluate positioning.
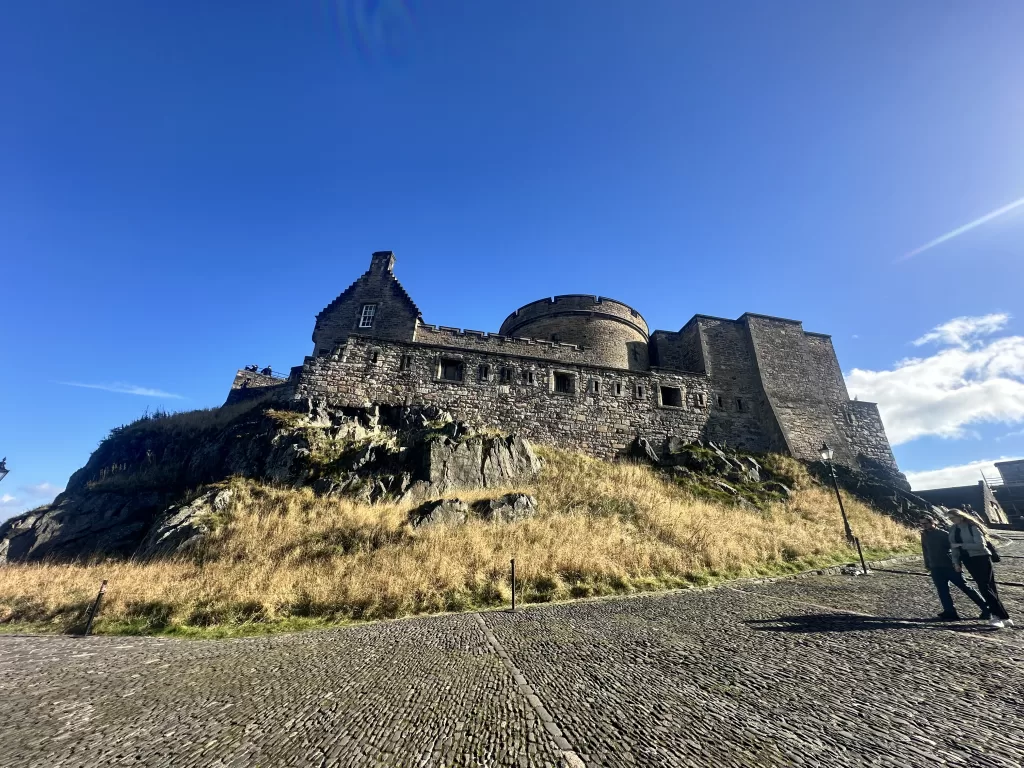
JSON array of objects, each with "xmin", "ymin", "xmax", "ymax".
[{"xmin": 370, "ymin": 251, "xmax": 396, "ymax": 274}]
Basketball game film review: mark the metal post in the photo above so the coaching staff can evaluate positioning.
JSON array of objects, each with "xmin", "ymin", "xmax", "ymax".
[
  {"xmin": 829, "ymin": 462, "xmax": 855, "ymax": 544},
  {"xmin": 83, "ymin": 580, "xmax": 107, "ymax": 636},
  {"xmin": 854, "ymin": 537, "xmax": 869, "ymax": 575},
  {"xmin": 510, "ymin": 559, "xmax": 516, "ymax": 612}
]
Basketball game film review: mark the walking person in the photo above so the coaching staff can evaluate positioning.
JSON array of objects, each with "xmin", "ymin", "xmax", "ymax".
[
  {"xmin": 920, "ymin": 516, "xmax": 988, "ymax": 621},
  {"xmin": 949, "ymin": 508, "xmax": 1013, "ymax": 629}
]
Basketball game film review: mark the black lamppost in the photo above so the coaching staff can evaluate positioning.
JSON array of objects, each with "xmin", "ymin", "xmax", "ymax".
[
  {"xmin": 820, "ymin": 443, "xmax": 854, "ymax": 542},
  {"xmin": 820, "ymin": 443, "xmax": 869, "ymax": 574}
]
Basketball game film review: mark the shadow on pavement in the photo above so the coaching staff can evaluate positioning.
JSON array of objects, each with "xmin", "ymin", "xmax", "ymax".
[{"xmin": 746, "ymin": 613, "xmax": 996, "ymax": 634}]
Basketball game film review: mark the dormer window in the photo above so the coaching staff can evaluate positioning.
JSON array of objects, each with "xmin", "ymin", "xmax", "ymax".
[{"xmin": 359, "ymin": 304, "xmax": 377, "ymax": 328}]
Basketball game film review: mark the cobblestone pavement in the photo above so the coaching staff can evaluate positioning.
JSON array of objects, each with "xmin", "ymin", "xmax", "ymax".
[{"xmin": 2, "ymin": 534, "xmax": 1022, "ymax": 767}]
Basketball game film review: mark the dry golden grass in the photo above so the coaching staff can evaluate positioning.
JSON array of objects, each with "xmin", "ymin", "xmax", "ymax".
[{"xmin": 0, "ymin": 449, "xmax": 917, "ymax": 636}]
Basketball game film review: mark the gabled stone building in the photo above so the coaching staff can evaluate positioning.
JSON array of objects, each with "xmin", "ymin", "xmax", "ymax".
[{"xmin": 230, "ymin": 251, "xmax": 899, "ymax": 469}]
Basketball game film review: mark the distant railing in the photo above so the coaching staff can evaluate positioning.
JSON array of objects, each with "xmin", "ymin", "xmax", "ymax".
[
  {"xmin": 240, "ymin": 368, "xmax": 289, "ymax": 381},
  {"xmin": 982, "ymin": 471, "xmax": 1006, "ymax": 488},
  {"xmin": 974, "ymin": 473, "xmax": 1024, "ymax": 489}
]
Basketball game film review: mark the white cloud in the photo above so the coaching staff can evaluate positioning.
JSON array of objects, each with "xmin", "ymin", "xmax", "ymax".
[
  {"xmin": 897, "ymin": 196, "xmax": 1024, "ymax": 262},
  {"xmin": 59, "ymin": 381, "xmax": 184, "ymax": 399},
  {"xmin": 20, "ymin": 482, "xmax": 61, "ymax": 495},
  {"xmin": 905, "ymin": 457, "xmax": 1022, "ymax": 491},
  {"xmin": 913, "ymin": 313, "xmax": 1010, "ymax": 348},
  {"xmin": 0, "ymin": 481, "xmax": 63, "ymax": 521},
  {"xmin": 847, "ymin": 315, "xmax": 1024, "ymax": 445}
]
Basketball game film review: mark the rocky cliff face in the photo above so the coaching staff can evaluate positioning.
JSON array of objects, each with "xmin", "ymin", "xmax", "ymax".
[
  {"xmin": 1, "ymin": 397, "xmax": 934, "ymax": 567},
  {"xmin": 635, "ymin": 435, "xmax": 938, "ymax": 528},
  {"xmin": 0, "ymin": 400, "xmax": 543, "ymax": 565}
]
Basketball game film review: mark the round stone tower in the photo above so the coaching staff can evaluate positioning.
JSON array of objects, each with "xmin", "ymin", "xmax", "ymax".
[{"xmin": 498, "ymin": 295, "xmax": 650, "ymax": 371}]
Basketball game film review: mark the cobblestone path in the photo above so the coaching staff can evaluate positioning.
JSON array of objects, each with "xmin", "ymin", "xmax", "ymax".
[{"xmin": 2, "ymin": 534, "xmax": 1022, "ymax": 767}]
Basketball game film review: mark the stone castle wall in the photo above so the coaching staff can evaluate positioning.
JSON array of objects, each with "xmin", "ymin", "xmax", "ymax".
[
  {"xmin": 743, "ymin": 315, "xmax": 858, "ymax": 465},
  {"xmin": 226, "ymin": 370, "xmax": 292, "ymax": 406},
  {"xmin": 831, "ymin": 401, "xmax": 900, "ymax": 469},
  {"xmin": 293, "ymin": 336, "xmax": 747, "ymax": 460},
  {"xmin": 693, "ymin": 317, "xmax": 788, "ymax": 455},
  {"xmin": 650, "ymin": 322, "xmax": 706, "ymax": 374},
  {"xmin": 312, "ymin": 252, "xmax": 419, "ymax": 357},
  {"xmin": 499, "ymin": 295, "xmax": 650, "ymax": 371},
  {"xmin": 412, "ymin": 322, "xmax": 591, "ymax": 364},
  {"xmin": 238, "ymin": 250, "xmax": 900, "ymax": 470}
]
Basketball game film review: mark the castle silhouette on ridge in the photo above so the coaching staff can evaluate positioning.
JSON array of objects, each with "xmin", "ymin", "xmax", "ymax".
[{"xmin": 229, "ymin": 251, "xmax": 898, "ymax": 470}]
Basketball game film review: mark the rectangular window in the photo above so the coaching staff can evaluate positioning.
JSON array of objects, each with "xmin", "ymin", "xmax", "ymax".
[
  {"xmin": 590, "ymin": 379, "xmax": 600, "ymax": 394},
  {"xmin": 478, "ymin": 364, "xmax": 491, "ymax": 382},
  {"xmin": 736, "ymin": 397, "xmax": 744, "ymax": 411},
  {"xmin": 614, "ymin": 381, "xmax": 623, "ymax": 396},
  {"xmin": 359, "ymin": 304, "xmax": 377, "ymax": 328},
  {"xmin": 660, "ymin": 386, "xmax": 683, "ymax": 408},
  {"xmin": 499, "ymin": 366, "xmax": 514, "ymax": 383},
  {"xmin": 370, "ymin": 349, "xmax": 379, "ymax": 365},
  {"xmin": 399, "ymin": 354, "xmax": 413, "ymax": 371},
  {"xmin": 636, "ymin": 384, "xmax": 646, "ymax": 399},
  {"xmin": 554, "ymin": 372, "xmax": 575, "ymax": 394},
  {"xmin": 716, "ymin": 395, "xmax": 724, "ymax": 409},
  {"xmin": 693, "ymin": 392, "xmax": 706, "ymax": 407},
  {"xmin": 522, "ymin": 370, "xmax": 535, "ymax": 385},
  {"xmin": 440, "ymin": 358, "xmax": 464, "ymax": 382}
]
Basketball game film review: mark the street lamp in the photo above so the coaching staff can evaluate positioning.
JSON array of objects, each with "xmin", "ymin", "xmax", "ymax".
[
  {"xmin": 820, "ymin": 443, "xmax": 869, "ymax": 574},
  {"xmin": 820, "ymin": 442, "xmax": 854, "ymax": 543}
]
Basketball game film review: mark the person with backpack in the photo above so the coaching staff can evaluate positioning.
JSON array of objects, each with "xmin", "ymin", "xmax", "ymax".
[
  {"xmin": 920, "ymin": 515, "xmax": 988, "ymax": 621},
  {"xmin": 949, "ymin": 507, "xmax": 1013, "ymax": 629}
]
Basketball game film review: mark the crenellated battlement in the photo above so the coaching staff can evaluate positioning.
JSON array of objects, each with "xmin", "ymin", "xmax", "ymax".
[
  {"xmin": 500, "ymin": 294, "xmax": 649, "ymax": 338},
  {"xmin": 416, "ymin": 321, "xmax": 585, "ymax": 349}
]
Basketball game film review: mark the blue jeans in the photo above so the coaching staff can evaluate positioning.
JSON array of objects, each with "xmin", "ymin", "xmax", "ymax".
[{"xmin": 930, "ymin": 566, "xmax": 986, "ymax": 615}]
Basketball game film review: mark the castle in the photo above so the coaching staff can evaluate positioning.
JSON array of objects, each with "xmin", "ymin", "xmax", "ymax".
[{"xmin": 229, "ymin": 251, "xmax": 899, "ymax": 470}]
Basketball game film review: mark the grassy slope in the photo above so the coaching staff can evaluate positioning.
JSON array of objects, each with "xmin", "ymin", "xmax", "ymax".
[{"xmin": 0, "ymin": 448, "xmax": 918, "ymax": 637}]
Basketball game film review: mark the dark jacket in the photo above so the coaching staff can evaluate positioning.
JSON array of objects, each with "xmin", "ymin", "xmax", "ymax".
[{"xmin": 921, "ymin": 528, "xmax": 955, "ymax": 571}]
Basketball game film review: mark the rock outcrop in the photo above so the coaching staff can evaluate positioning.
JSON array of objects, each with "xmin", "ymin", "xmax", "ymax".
[
  {"xmin": 474, "ymin": 494, "xmax": 539, "ymax": 523},
  {"xmin": 136, "ymin": 488, "xmax": 233, "ymax": 559},
  {"xmin": 403, "ymin": 434, "xmax": 542, "ymax": 500},
  {"xmin": 0, "ymin": 400, "xmax": 543, "ymax": 565},
  {"xmin": 409, "ymin": 493, "xmax": 539, "ymax": 527},
  {"xmin": 409, "ymin": 499, "xmax": 471, "ymax": 527},
  {"xmin": 637, "ymin": 435, "xmax": 942, "ymax": 525}
]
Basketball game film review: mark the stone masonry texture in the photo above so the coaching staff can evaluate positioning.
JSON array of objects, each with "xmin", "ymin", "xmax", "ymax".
[
  {"xmin": 311, "ymin": 251, "xmax": 421, "ymax": 357},
  {"xmin": 3, "ymin": 533, "xmax": 1023, "ymax": 767},
  {"xmin": 248, "ymin": 251, "xmax": 899, "ymax": 470},
  {"xmin": 499, "ymin": 295, "xmax": 651, "ymax": 371}
]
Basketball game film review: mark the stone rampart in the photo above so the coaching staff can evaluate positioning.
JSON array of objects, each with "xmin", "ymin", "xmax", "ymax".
[
  {"xmin": 693, "ymin": 317, "xmax": 787, "ymax": 455},
  {"xmin": 650, "ymin": 322, "xmax": 706, "ymax": 374},
  {"xmin": 743, "ymin": 315, "xmax": 856, "ymax": 465},
  {"xmin": 830, "ymin": 401, "xmax": 898, "ymax": 469},
  {"xmin": 412, "ymin": 322, "xmax": 590, "ymax": 364},
  {"xmin": 295, "ymin": 336, "xmax": 727, "ymax": 459},
  {"xmin": 225, "ymin": 370, "xmax": 292, "ymax": 406}
]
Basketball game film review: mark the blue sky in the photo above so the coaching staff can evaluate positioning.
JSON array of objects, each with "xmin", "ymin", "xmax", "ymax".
[{"xmin": 3, "ymin": 1, "xmax": 1023, "ymax": 516}]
